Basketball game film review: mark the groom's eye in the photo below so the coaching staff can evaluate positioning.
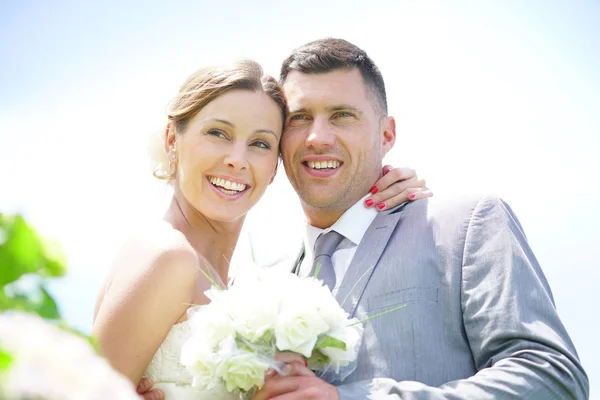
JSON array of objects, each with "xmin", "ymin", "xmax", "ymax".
[
  {"xmin": 333, "ymin": 111, "xmax": 353, "ymax": 118},
  {"xmin": 289, "ymin": 114, "xmax": 310, "ymax": 122}
]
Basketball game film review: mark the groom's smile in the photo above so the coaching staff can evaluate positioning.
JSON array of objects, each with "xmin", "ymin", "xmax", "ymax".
[{"xmin": 301, "ymin": 155, "xmax": 343, "ymax": 179}]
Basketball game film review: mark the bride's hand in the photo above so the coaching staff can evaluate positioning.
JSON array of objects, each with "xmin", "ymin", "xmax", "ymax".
[
  {"xmin": 365, "ymin": 165, "xmax": 432, "ymax": 211},
  {"xmin": 265, "ymin": 352, "xmax": 314, "ymax": 379}
]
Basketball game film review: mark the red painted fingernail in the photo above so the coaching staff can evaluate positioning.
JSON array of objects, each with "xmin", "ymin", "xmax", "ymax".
[
  {"xmin": 384, "ymin": 167, "xmax": 391, "ymax": 175},
  {"xmin": 370, "ymin": 186, "xmax": 378, "ymax": 194},
  {"xmin": 376, "ymin": 202, "xmax": 385, "ymax": 210},
  {"xmin": 365, "ymin": 198, "xmax": 374, "ymax": 207},
  {"xmin": 304, "ymin": 359, "xmax": 308, "ymax": 367},
  {"xmin": 409, "ymin": 193, "xmax": 416, "ymax": 200}
]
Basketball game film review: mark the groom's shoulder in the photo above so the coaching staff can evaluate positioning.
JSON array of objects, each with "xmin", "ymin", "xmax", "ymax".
[{"xmin": 399, "ymin": 193, "xmax": 509, "ymax": 224}]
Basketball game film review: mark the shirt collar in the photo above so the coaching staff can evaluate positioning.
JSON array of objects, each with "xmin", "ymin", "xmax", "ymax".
[{"xmin": 304, "ymin": 193, "xmax": 378, "ymax": 260}]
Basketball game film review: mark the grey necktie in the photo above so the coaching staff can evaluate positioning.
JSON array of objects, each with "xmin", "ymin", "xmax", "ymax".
[{"xmin": 311, "ymin": 230, "xmax": 345, "ymax": 290}]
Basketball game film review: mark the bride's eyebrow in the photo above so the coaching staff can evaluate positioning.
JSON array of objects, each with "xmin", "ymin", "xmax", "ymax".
[
  {"xmin": 255, "ymin": 130, "xmax": 279, "ymax": 139},
  {"xmin": 205, "ymin": 118, "xmax": 278, "ymax": 139},
  {"xmin": 205, "ymin": 118, "xmax": 234, "ymax": 127}
]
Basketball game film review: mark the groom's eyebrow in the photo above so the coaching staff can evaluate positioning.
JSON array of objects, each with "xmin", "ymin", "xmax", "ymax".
[
  {"xmin": 288, "ymin": 107, "xmax": 309, "ymax": 114},
  {"xmin": 327, "ymin": 105, "xmax": 363, "ymax": 115},
  {"xmin": 210, "ymin": 118, "xmax": 278, "ymax": 138},
  {"xmin": 288, "ymin": 105, "xmax": 363, "ymax": 115}
]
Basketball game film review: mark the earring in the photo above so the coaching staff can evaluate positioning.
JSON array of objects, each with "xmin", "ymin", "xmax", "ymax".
[{"xmin": 168, "ymin": 152, "xmax": 177, "ymax": 176}]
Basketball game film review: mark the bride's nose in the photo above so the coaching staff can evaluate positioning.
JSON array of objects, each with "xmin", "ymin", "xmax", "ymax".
[{"xmin": 223, "ymin": 143, "xmax": 249, "ymax": 171}]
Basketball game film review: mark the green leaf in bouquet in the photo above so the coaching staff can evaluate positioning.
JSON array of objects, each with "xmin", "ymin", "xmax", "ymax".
[
  {"xmin": 0, "ymin": 347, "xmax": 13, "ymax": 371},
  {"xmin": 313, "ymin": 262, "xmax": 322, "ymax": 279},
  {"xmin": 196, "ymin": 262, "xmax": 225, "ymax": 291},
  {"xmin": 348, "ymin": 304, "xmax": 407, "ymax": 326},
  {"xmin": 307, "ymin": 348, "xmax": 329, "ymax": 369},
  {"xmin": 315, "ymin": 335, "xmax": 346, "ymax": 351}
]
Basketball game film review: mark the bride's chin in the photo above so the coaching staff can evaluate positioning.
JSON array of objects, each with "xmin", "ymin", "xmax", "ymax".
[{"xmin": 200, "ymin": 204, "xmax": 252, "ymax": 223}]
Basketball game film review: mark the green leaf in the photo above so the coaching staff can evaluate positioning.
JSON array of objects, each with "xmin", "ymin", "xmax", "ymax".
[
  {"xmin": 0, "ymin": 214, "xmax": 67, "ymax": 287},
  {"xmin": 313, "ymin": 262, "xmax": 322, "ymax": 279},
  {"xmin": 0, "ymin": 215, "xmax": 44, "ymax": 286},
  {"xmin": 36, "ymin": 287, "xmax": 61, "ymax": 319},
  {"xmin": 39, "ymin": 238, "xmax": 68, "ymax": 278},
  {"xmin": 307, "ymin": 348, "xmax": 329, "ymax": 368},
  {"xmin": 315, "ymin": 335, "xmax": 346, "ymax": 351},
  {"xmin": 0, "ymin": 347, "xmax": 13, "ymax": 371},
  {"xmin": 348, "ymin": 304, "xmax": 407, "ymax": 326},
  {"xmin": 0, "ymin": 285, "xmax": 60, "ymax": 320}
]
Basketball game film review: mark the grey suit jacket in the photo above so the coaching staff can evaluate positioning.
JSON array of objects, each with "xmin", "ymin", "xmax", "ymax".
[{"xmin": 316, "ymin": 196, "xmax": 587, "ymax": 399}]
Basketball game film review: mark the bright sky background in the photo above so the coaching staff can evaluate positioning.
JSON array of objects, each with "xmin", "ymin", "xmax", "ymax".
[{"xmin": 1, "ymin": 0, "xmax": 598, "ymax": 393}]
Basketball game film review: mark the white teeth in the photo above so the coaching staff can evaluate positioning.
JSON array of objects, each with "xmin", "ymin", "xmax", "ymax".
[
  {"xmin": 208, "ymin": 176, "xmax": 247, "ymax": 192},
  {"xmin": 307, "ymin": 160, "xmax": 340, "ymax": 169}
]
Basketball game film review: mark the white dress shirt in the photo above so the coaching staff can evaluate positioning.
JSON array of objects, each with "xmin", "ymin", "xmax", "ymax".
[{"xmin": 299, "ymin": 194, "xmax": 378, "ymax": 295}]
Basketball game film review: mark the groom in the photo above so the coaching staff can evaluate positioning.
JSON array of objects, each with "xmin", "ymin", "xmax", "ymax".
[{"xmin": 251, "ymin": 38, "xmax": 588, "ymax": 399}]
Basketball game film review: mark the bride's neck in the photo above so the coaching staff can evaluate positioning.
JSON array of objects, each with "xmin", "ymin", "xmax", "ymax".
[{"xmin": 163, "ymin": 194, "xmax": 244, "ymax": 278}]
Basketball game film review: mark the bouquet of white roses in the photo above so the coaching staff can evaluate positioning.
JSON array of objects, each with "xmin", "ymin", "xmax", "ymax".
[{"xmin": 180, "ymin": 267, "xmax": 364, "ymax": 398}]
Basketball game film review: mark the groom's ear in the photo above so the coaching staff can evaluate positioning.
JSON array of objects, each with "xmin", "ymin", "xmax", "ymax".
[{"xmin": 381, "ymin": 116, "xmax": 396, "ymax": 155}]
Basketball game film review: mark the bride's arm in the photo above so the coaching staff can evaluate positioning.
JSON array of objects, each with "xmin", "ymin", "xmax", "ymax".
[{"xmin": 92, "ymin": 234, "xmax": 200, "ymax": 384}]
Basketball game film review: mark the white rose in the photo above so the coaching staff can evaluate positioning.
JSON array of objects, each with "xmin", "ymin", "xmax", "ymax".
[
  {"xmin": 219, "ymin": 281, "xmax": 279, "ymax": 344},
  {"xmin": 180, "ymin": 335, "xmax": 220, "ymax": 390},
  {"xmin": 319, "ymin": 321, "xmax": 364, "ymax": 371},
  {"xmin": 308, "ymin": 279, "xmax": 350, "ymax": 329},
  {"xmin": 275, "ymin": 305, "xmax": 330, "ymax": 358},
  {"xmin": 214, "ymin": 337, "xmax": 268, "ymax": 393},
  {"xmin": 186, "ymin": 305, "xmax": 235, "ymax": 349}
]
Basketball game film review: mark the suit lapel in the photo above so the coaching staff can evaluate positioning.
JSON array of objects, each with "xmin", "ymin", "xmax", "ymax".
[{"xmin": 336, "ymin": 205, "xmax": 405, "ymax": 318}]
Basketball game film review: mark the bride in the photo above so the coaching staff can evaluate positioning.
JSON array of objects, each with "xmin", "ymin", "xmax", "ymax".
[{"xmin": 92, "ymin": 60, "xmax": 429, "ymax": 399}]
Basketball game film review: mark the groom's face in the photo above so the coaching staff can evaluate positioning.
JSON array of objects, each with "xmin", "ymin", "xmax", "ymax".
[{"xmin": 281, "ymin": 68, "xmax": 394, "ymax": 215}]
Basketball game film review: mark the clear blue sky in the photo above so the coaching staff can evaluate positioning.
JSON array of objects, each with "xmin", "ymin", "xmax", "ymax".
[{"xmin": 1, "ymin": 0, "xmax": 598, "ymax": 394}]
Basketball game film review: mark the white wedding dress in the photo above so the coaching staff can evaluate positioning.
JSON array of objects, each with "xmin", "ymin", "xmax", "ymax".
[{"xmin": 143, "ymin": 320, "xmax": 200, "ymax": 399}]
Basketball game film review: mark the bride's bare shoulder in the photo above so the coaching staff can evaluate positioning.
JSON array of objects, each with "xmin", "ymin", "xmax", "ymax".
[
  {"xmin": 120, "ymin": 220, "xmax": 198, "ymax": 262},
  {"xmin": 94, "ymin": 221, "xmax": 198, "ymax": 316}
]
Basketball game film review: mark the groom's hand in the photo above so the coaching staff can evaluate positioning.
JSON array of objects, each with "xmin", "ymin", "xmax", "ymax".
[
  {"xmin": 253, "ymin": 375, "xmax": 339, "ymax": 400},
  {"xmin": 136, "ymin": 377, "xmax": 164, "ymax": 400}
]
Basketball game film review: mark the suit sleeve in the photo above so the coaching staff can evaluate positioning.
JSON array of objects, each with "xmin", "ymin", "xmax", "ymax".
[{"xmin": 336, "ymin": 196, "xmax": 588, "ymax": 399}]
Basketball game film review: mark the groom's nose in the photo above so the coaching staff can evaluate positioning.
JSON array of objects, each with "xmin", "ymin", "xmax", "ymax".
[{"xmin": 305, "ymin": 117, "xmax": 336, "ymax": 150}]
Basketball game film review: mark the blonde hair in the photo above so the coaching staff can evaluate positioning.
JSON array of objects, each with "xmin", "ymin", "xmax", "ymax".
[{"xmin": 151, "ymin": 60, "xmax": 287, "ymax": 180}]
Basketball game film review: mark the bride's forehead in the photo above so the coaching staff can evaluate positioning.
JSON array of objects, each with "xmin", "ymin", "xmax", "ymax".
[{"xmin": 191, "ymin": 92, "xmax": 282, "ymax": 125}]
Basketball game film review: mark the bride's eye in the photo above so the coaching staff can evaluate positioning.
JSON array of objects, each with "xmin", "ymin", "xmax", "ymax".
[
  {"xmin": 252, "ymin": 140, "xmax": 272, "ymax": 150},
  {"xmin": 207, "ymin": 129, "xmax": 227, "ymax": 139}
]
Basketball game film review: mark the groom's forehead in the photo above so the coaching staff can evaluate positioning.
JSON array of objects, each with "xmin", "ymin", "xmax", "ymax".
[{"xmin": 282, "ymin": 69, "xmax": 370, "ymax": 106}]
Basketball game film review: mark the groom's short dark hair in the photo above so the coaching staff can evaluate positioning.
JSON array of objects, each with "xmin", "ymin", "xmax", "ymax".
[{"xmin": 279, "ymin": 38, "xmax": 388, "ymax": 116}]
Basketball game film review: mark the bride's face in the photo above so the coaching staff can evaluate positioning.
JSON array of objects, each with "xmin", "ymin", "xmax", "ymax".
[{"xmin": 174, "ymin": 89, "xmax": 282, "ymax": 222}]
